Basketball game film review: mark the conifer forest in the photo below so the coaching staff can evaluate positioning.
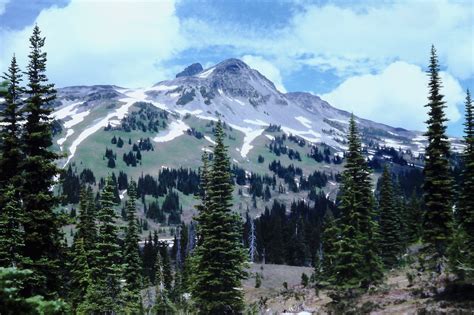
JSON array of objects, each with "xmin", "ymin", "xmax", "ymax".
[{"xmin": 0, "ymin": 3, "xmax": 473, "ymax": 314}]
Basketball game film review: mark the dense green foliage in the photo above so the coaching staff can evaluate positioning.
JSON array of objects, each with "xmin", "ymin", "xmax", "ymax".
[
  {"xmin": 123, "ymin": 181, "xmax": 143, "ymax": 312},
  {"xmin": 422, "ymin": 46, "xmax": 453, "ymax": 257},
  {"xmin": 321, "ymin": 115, "xmax": 383, "ymax": 289},
  {"xmin": 20, "ymin": 25, "xmax": 63, "ymax": 297},
  {"xmin": 0, "ymin": 56, "xmax": 23, "ymax": 195},
  {"xmin": 191, "ymin": 121, "xmax": 248, "ymax": 314},
  {"xmin": 0, "ymin": 25, "xmax": 471, "ymax": 312},
  {"xmin": 449, "ymin": 89, "xmax": 474, "ymax": 279},
  {"xmin": 378, "ymin": 166, "xmax": 403, "ymax": 268}
]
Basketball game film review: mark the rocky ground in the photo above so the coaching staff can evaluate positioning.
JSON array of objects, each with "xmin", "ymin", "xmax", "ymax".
[{"xmin": 243, "ymin": 261, "xmax": 474, "ymax": 314}]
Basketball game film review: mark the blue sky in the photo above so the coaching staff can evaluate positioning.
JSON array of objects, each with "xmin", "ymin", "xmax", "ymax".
[{"xmin": 0, "ymin": 0, "xmax": 472, "ymax": 135}]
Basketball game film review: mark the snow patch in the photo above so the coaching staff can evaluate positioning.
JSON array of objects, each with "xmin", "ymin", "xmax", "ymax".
[
  {"xmin": 108, "ymin": 119, "xmax": 121, "ymax": 127},
  {"xmin": 196, "ymin": 67, "xmax": 215, "ymax": 78},
  {"xmin": 196, "ymin": 114, "xmax": 219, "ymax": 122},
  {"xmin": 243, "ymin": 119, "xmax": 268, "ymax": 126},
  {"xmin": 234, "ymin": 99, "xmax": 246, "ymax": 106},
  {"xmin": 230, "ymin": 124, "xmax": 264, "ymax": 158},
  {"xmin": 175, "ymin": 109, "xmax": 203, "ymax": 116},
  {"xmin": 326, "ymin": 118, "xmax": 348, "ymax": 124},
  {"xmin": 295, "ymin": 116, "xmax": 312, "ymax": 128},
  {"xmin": 65, "ymin": 88, "xmax": 150, "ymax": 166},
  {"xmin": 204, "ymin": 135, "xmax": 216, "ymax": 145},
  {"xmin": 52, "ymin": 101, "xmax": 84, "ymax": 120},
  {"xmin": 265, "ymin": 134, "xmax": 275, "ymax": 141},
  {"xmin": 63, "ymin": 110, "xmax": 90, "ymax": 129},
  {"xmin": 281, "ymin": 126, "xmax": 321, "ymax": 143},
  {"xmin": 153, "ymin": 120, "xmax": 189, "ymax": 143},
  {"xmin": 149, "ymin": 85, "xmax": 178, "ymax": 92},
  {"xmin": 57, "ymin": 129, "xmax": 74, "ymax": 149},
  {"xmin": 119, "ymin": 189, "xmax": 127, "ymax": 200}
]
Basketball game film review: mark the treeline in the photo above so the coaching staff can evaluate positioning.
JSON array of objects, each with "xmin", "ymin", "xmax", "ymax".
[
  {"xmin": 137, "ymin": 168, "xmax": 200, "ymax": 197},
  {"xmin": 312, "ymin": 48, "xmax": 474, "ymax": 296},
  {"xmin": 104, "ymin": 102, "xmax": 168, "ymax": 133},
  {"xmin": 268, "ymin": 160, "xmax": 332, "ymax": 192},
  {"xmin": 247, "ymin": 194, "xmax": 336, "ymax": 266}
]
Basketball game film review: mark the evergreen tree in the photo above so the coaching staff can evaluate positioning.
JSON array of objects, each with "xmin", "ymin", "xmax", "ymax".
[
  {"xmin": 160, "ymin": 243, "xmax": 173, "ymax": 292},
  {"xmin": 458, "ymin": 89, "xmax": 474, "ymax": 251},
  {"xmin": 83, "ymin": 177, "xmax": 123, "ymax": 312},
  {"xmin": 191, "ymin": 121, "xmax": 247, "ymax": 314},
  {"xmin": 21, "ymin": 25, "xmax": 63, "ymax": 297},
  {"xmin": 0, "ymin": 185, "xmax": 25, "ymax": 268},
  {"xmin": 330, "ymin": 115, "xmax": 383, "ymax": 289},
  {"xmin": 194, "ymin": 152, "xmax": 211, "ymax": 247},
  {"xmin": 422, "ymin": 45, "xmax": 453, "ymax": 257},
  {"xmin": 320, "ymin": 211, "xmax": 338, "ymax": 284},
  {"xmin": 68, "ymin": 237, "xmax": 90, "ymax": 311},
  {"xmin": 123, "ymin": 181, "xmax": 143, "ymax": 312},
  {"xmin": 450, "ymin": 89, "xmax": 474, "ymax": 278},
  {"xmin": 0, "ymin": 55, "xmax": 23, "ymax": 194},
  {"xmin": 332, "ymin": 173, "xmax": 364, "ymax": 288},
  {"xmin": 378, "ymin": 166, "xmax": 402, "ymax": 268},
  {"xmin": 75, "ymin": 186, "xmax": 96, "ymax": 257},
  {"xmin": 406, "ymin": 190, "xmax": 422, "ymax": 244}
]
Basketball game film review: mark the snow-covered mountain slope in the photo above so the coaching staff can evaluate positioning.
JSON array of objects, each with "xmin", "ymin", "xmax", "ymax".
[{"xmin": 51, "ymin": 58, "xmax": 464, "ymax": 168}]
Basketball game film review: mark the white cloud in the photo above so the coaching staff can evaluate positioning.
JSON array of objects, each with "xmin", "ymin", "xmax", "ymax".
[
  {"xmin": 0, "ymin": 0, "xmax": 9, "ymax": 15},
  {"xmin": 285, "ymin": 1, "xmax": 473, "ymax": 79},
  {"xmin": 320, "ymin": 61, "xmax": 464, "ymax": 131},
  {"xmin": 0, "ymin": 0, "xmax": 184, "ymax": 87},
  {"xmin": 182, "ymin": 0, "xmax": 473, "ymax": 80},
  {"xmin": 241, "ymin": 55, "xmax": 286, "ymax": 93}
]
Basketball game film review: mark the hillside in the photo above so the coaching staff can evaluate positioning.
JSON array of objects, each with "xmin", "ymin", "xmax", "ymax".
[{"xmin": 51, "ymin": 59, "xmax": 462, "ymax": 227}]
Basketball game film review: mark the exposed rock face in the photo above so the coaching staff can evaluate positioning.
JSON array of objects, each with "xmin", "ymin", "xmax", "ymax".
[{"xmin": 175, "ymin": 63, "xmax": 204, "ymax": 78}]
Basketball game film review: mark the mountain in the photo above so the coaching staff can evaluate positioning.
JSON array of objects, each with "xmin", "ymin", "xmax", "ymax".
[
  {"xmin": 51, "ymin": 58, "xmax": 464, "ymax": 223},
  {"xmin": 53, "ymin": 58, "xmax": 447, "ymax": 161}
]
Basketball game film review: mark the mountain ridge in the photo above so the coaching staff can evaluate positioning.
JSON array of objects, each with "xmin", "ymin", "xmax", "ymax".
[{"xmin": 51, "ymin": 58, "xmax": 465, "ymax": 175}]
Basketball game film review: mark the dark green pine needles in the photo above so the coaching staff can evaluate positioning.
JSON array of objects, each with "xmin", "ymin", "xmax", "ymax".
[
  {"xmin": 378, "ymin": 166, "xmax": 403, "ymax": 268},
  {"xmin": 323, "ymin": 115, "xmax": 383, "ymax": 289},
  {"xmin": 422, "ymin": 45, "xmax": 453, "ymax": 257},
  {"xmin": 0, "ymin": 55, "xmax": 23, "ymax": 194},
  {"xmin": 21, "ymin": 25, "xmax": 63, "ymax": 297},
  {"xmin": 82, "ymin": 178, "xmax": 123, "ymax": 313},
  {"xmin": 450, "ymin": 89, "xmax": 474, "ymax": 279},
  {"xmin": 123, "ymin": 181, "xmax": 143, "ymax": 312},
  {"xmin": 191, "ymin": 120, "xmax": 248, "ymax": 314},
  {"xmin": 460, "ymin": 90, "xmax": 474, "ymax": 273}
]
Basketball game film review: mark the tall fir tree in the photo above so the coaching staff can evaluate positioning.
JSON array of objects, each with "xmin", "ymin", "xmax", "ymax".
[
  {"xmin": 450, "ymin": 89, "xmax": 474, "ymax": 278},
  {"xmin": 378, "ymin": 166, "xmax": 402, "ymax": 268},
  {"xmin": 0, "ymin": 185, "xmax": 25, "ymax": 268},
  {"xmin": 68, "ymin": 237, "xmax": 90, "ymax": 312},
  {"xmin": 0, "ymin": 55, "xmax": 23, "ymax": 195},
  {"xmin": 330, "ymin": 115, "xmax": 383, "ymax": 289},
  {"xmin": 75, "ymin": 186, "xmax": 97, "ymax": 258},
  {"xmin": 123, "ymin": 180, "xmax": 143, "ymax": 312},
  {"xmin": 406, "ymin": 190, "xmax": 422, "ymax": 244},
  {"xmin": 83, "ymin": 177, "xmax": 123, "ymax": 313},
  {"xmin": 195, "ymin": 152, "xmax": 211, "ymax": 247},
  {"xmin": 458, "ymin": 89, "xmax": 474, "ymax": 251},
  {"xmin": 422, "ymin": 45, "xmax": 453, "ymax": 257},
  {"xmin": 160, "ymin": 243, "xmax": 173, "ymax": 292},
  {"xmin": 320, "ymin": 211, "xmax": 339, "ymax": 284},
  {"xmin": 21, "ymin": 25, "xmax": 62, "ymax": 297},
  {"xmin": 191, "ymin": 121, "xmax": 247, "ymax": 314}
]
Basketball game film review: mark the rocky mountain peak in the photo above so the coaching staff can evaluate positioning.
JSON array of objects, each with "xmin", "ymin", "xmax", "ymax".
[
  {"xmin": 213, "ymin": 58, "xmax": 250, "ymax": 75},
  {"xmin": 176, "ymin": 63, "xmax": 204, "ymax": 78}
]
